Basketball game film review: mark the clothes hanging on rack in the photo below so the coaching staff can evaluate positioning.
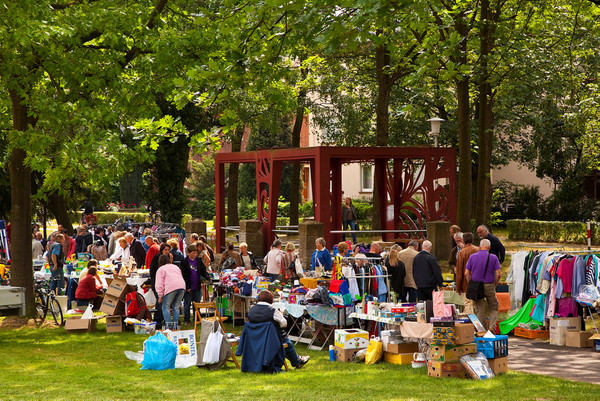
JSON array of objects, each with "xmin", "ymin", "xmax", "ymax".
[{"xmin": 508, "ymin": 248, "xmax": 600, "ymax": 322}]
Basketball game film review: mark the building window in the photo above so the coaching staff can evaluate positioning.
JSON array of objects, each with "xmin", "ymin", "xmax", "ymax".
[{"xmin": 361, "ymin": 164, "xmax": 373, "ymax": 192}]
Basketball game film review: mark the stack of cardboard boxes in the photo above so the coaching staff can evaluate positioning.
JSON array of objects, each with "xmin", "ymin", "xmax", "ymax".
[
  {"xmin": 333, "ymin": 329, "xmax": 370, "ymax": 362},
  {"xmin": 548, "ymin": 317, "xmax": 595, "ymax": 348},
  {"xmin": 475, "ymin": 334, "xmax": 509, "ymax": 375},
  {"xmin": 101, "ymin": 276, "xmax": 137, "ymax": 333},
  {"xmin": 381, "ymin": 330, "xmax": 420, "ymax": 365},
  {"xmin": 427, "ymin": 320, "xmax": 475, "ymax": 378}
]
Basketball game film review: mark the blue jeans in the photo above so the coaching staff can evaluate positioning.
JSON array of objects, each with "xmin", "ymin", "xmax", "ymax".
[
  {"xmin": 162, "ymin": 289, "xmax": 185, "ymax": 324},
  {"xmin": 50, "ymin": 268, "xmax": 64, "ymax": 294},
  {"xmin": 342, "ymin": 220, "xmax": 358, "ymax": 244},
  {"xmin": 183, "ymin": 289, "xmax": 203, "ymax": 322},
  {"xmin": 405, "ymin": 287, "xmax": 418, "ymax": 303},
  {"xmin": 282, "ymin": 337, "xmax": 301, "ymax": 367}
]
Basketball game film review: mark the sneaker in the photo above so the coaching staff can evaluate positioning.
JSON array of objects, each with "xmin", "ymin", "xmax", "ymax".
[
  {"xmin": 296, "ymin": 355, "xmax": 310, "ymax": 369},
  {"xmin": 183, "ymin": 321, "xmax": 191, "ymax": 326}
]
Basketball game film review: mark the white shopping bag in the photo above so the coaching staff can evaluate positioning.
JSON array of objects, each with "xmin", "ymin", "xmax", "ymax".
[
  {"xmin": 81, "ymin": 304, "xmax": 94, "ymax": 319},
  {"xmin": 202, "ymin": 326, "xmax": 223, "ymax": 364}
]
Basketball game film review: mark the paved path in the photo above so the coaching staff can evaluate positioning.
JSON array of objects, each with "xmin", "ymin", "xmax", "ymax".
[{"xmin": 508, "ymin": 337, "xmax": 600, "ymax": 384}]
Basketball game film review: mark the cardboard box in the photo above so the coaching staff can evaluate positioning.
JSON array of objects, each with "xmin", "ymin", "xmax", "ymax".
[
  {"xmin": 383, "ymin": 352, "xmax": 413, "ymax": 365},
  {"xmin": 454, "ymin": 323, "xmax": 475, "ymax": 345},
  {"xmin": 429, "ymin": 344, "xmax": 477, "ymax": 363},
  {"xmin": 550, "ymin": 317, "xmax": 581, "ymax": 346},
  {"xmin": 427, "ymin": 361, "xmax": 466, "ymax": 378},
  {"xmin": 488, "ymin": 356, "xmax": 508, "ymax": 375},
  {"xmin": 105, "ymin": 276, "xmax": 136, "ymax": 300},
  {"xmin": 106, "ymin": 315, "xmax": 124, "ymax": 333},
  {"xmin": 65, "ymin": 317, "xmax": 97, "ymax": 333},
  {"xmin": 590, "ymin": 334, "xmax": 600, "ymax": 351},
  {"xmin": 334, "ymin": 329, "xmax": 370, "ymax": 349},
  {"xmin": 334, "ymin": 346, "xmax": 363, "ymax": 362},
  {"xmin": 385, "ymin": 342, "xmax": 419, "ymax": 355},
  {"xmin": 105, "ymin": 276, "xmax": 128, "ymax": 298},
  {"xmin": 433, "ymin": 325, "xmax": 455, "ymax": 345},
  {"xmin": 565, "ymin": 331, "xmax": 594, "ymax": 348},
  {"xmin": 100, "ymin": 294, "xmax": 125, "ymax": 316},
  {"xmin": 167, "ymin": 330, "xmax": 197, "ymax": 358}
]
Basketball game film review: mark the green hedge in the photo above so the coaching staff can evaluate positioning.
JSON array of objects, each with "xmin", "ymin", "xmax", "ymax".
[{"xmin": 507, "ymin": 219, "xmax": 600, "ymax": 244}]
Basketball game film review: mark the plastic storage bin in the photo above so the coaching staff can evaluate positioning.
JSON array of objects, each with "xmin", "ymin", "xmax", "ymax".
[{"xmin": 476, "ymin": 335, "xmax": 508, "ymax": 358}]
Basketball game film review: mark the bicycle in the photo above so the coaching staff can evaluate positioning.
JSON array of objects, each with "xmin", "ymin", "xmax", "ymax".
[
  {"xmin": 34, "ymin": 279, "xmax": 64, "ymax": 326},
  {"xmin": 145, "ymin": 210, "xmax": 162, "ymax": 225}
]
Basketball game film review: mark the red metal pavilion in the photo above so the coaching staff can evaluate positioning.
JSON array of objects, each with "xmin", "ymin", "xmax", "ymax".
[{"xmin": 215, "ymin": 146, "xmax": 457, "ymax": 253}]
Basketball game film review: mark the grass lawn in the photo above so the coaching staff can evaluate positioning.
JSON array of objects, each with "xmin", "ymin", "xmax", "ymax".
[{"xmin": 0, "ymin": 318, "xmax": 597, "ymax": 401}]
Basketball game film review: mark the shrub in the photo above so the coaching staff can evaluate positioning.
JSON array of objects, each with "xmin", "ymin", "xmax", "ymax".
[
  {"xmin": 507, "ymin": 219, "xmax": 594, "ymax": 244},
  {"xmin": 299, "ymin": 202, "xmax": 313, "ymax": 218},
  {"xmin": 238, "ymin": 198, "xmax": 257, "ymax": 220}
]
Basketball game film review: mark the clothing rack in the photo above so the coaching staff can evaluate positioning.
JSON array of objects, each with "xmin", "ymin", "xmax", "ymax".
[
  {"xmin": 517, "ymin": 243, "xmax": 565, "ymax": 251},
  {"xmin": 340, "ymin": 256, "xmax": 383, "ymax": 261}
]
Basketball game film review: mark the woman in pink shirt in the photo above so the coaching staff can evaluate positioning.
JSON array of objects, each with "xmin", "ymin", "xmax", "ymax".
[{"xmin": 155, "ymin": 254, "xmax": 186, "ymax": 325}]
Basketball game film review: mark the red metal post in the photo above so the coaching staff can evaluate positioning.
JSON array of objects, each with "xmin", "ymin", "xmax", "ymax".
[
  {"xmin": 215, "ymin": 160, "xmax": 226, "ymax": 252},
  {"xmin": 393, "ymin": 158, "xmax": 404, "ymax": 238},
  {"xmin": 266, "ymin": 160, "xmax": 283, "ymax": 253},
  {"xmin": 375, "ymin": 158, "xmax": 388, "ymax": 241},
  {"xmin": 314, "ymin": 148, "xmax": 332, "ymax": 248},
  {"xmin": 330, "ymin": 158, "xmax": 343, "ymax": 245}
]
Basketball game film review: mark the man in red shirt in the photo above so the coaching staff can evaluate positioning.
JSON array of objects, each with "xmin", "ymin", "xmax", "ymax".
[{"xmin": 145, "ymin": 236, "xmax": 160, "ymax": 269}]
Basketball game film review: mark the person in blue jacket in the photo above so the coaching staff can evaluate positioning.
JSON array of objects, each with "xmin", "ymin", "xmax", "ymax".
[
  {"xmin": 246, "ymin": 291, "xmax": 310, "ymax": 370},
  {"xmin": 310, "ymin": 237, "xmax": 332, "ymax": 271}
]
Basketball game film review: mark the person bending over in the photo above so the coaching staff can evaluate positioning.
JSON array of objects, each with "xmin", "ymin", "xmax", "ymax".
[
  {"xmin": 247, "ymin": 291, "xmax": 310, "ymax": 369},
  {"xmin": 75, "ymin": 265, "xmax": 104, "ymax": 309}
]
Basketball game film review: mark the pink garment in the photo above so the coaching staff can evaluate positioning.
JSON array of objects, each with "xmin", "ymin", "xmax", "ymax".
[
  {"xmin": 156, "ymin": 263, "xmax": 186, "ymax": 297},
  {"xmin": 556, "ymin": 297, "xmax": 578, "ymax": 317},
  {"xmin": 556, "ymin": 258, "xmax": 575, "ymax": 293}
]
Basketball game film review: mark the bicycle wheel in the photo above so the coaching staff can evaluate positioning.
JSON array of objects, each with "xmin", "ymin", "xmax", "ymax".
[
  {"xmin": 35, "ymin": 294, "xmax": 46, "ymax": 324},
  {"xmin": 49, "ymin": 298, "xmax": 64, "ymax": 326}
]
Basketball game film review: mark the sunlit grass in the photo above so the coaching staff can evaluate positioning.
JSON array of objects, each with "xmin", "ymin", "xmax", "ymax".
[{"xmin": 0, "ymin": 318, "xmax": 598, "ymax": 400}]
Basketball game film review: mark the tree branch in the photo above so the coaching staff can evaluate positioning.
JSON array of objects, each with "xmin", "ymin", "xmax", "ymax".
[
  {"xmin": 50, "ymin": 0, "xmax": 100, "ymax": 10},
  {"xmin": 120, "ymin": 0, "xmax": 168, "ymax": 68}
]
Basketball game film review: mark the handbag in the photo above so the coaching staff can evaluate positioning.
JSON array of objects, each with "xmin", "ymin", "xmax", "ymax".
[{"xmin": 466, "ymin": 253, "xmax": 490, "ymax": 301}]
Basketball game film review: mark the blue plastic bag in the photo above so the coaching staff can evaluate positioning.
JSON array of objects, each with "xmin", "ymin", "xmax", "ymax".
[{"xmin": 141, "ymin": 332, "xmax": 177, "ymax": 370}]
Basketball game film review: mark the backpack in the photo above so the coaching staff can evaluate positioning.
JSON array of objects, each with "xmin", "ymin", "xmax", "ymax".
[
  {"xmin": 126, "ymin": 291, "xmax": 150, "ymax": 320},
  {"xmin": 329, "ymin": 279, "xmax": 352, "ymax": 307},
  {"xmin": 207, "ymin": 246, "xmax": 215, "ymax": 263},
  {"xmin": 221, "ymin": 256, "xmax": 237, "ymax": 270}
]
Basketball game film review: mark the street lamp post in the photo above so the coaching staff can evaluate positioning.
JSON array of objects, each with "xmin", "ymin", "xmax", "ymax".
[{"xmin": 427, "ymin": 117, "xmax": 444, "ymax": 147}]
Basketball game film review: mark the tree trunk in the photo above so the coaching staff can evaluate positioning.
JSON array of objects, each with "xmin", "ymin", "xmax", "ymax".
[
  {"xmin": 289, "ymin": 86, "xmax": 307, "ymax": 226},
  {"xmin": 373, "ymin": 40, "xmax": 393, "ymax": 231},
  {"xmin": 475, "ymin": 0, "xmax": 493, "ymax": 226},
  {"xmin": 227, "ymin": 131, "xmax": 243, "ymax": 227},
  {"xmin": 47, "ymin": 192, "xmax": 74, "ymax": 236},
  {"xmin": 455, "ymin": 18, "xmax": 472, "ymax": 231},
  {"xmin": 8, "ymin": 90, "xmax": 34, "ymax": 316}
]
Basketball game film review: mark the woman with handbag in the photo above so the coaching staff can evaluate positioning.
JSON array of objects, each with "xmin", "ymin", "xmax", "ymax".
[{"xmin": 281, "ymin": 242, "xmax": 302, "ymax": 280}]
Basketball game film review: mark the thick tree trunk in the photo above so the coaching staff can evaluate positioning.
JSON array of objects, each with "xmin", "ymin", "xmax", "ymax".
[
  {"xmin": 8, "ymin": 90, "xmax": 34, "ymax": 316},
  {"xmin": 373, "ymin": 41, "xmax": 393, "ymax": 231},
  {"xmin": 475, "ymin": 0, "xmax": 493, "ymax": 226},
  {"xmin": 47, "ymin": 192, "xmax": 74, "ymax": 235},
  {"xmin": 455, "ymin": 18, "xmax": 472, "ymax": 232},
  {"xmin": 289, "ymin": 87, "xmax": 307, "ymax": 226},
  {"xmin": 227, "ymin": 131, "xmax": 243, "ymax": 227}
]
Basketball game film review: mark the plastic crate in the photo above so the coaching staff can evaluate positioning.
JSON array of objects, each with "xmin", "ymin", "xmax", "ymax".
[
  {"xmin": 476, "ymin": 335, "xmax": 508, "ymax": 358},
  {"xmin": 514, "ymin": 327, "xmax": 549, "ymax": 339}
]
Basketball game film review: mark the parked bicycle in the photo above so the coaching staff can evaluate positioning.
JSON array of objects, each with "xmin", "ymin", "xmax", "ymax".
[{"xmin": 34, "ymin": 279, "xmax": 64, "ymax": 326}]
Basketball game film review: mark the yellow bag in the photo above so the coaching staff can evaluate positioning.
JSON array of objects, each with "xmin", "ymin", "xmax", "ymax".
[{"xmin": 365, "ymin": 336, "xmax": 383, "ymax": 365}]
